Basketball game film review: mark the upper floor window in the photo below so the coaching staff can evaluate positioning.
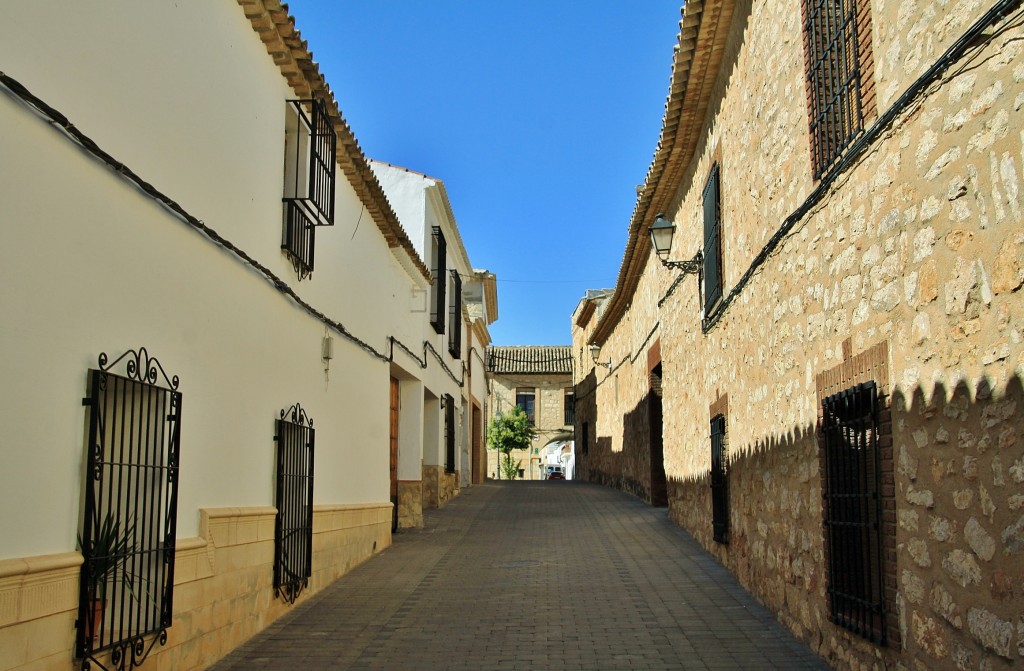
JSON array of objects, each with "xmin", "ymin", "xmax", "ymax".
[
  {"xmin": 282, "ymin": 98, "xmax": 336, "ymax": 279},
  {"xmin": 802, "ymin": 0, "xmax": 874, "ymax": 180},
  {"xmin": 563, "ymin": 388, "xmax": 575, "ymax": 426},
  {"xmin": 516, "ymin": 387, "xmax": 536, "ymax": 424},
  {"xmin": 448, "ymin": 269, "xmax": 462, "ymax": 358},
  {"xmin": 430, "ymin": 227, "xmax": 447, "ymax": 334},
  {"xmin": 702, "ymin": 163, "xmax": 723, "ymax": 313}
]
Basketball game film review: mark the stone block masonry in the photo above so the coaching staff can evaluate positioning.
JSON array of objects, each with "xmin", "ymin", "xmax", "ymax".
[{"xmin": 574, "ymin": 2, "xmax": 1024, "ymax": 670}]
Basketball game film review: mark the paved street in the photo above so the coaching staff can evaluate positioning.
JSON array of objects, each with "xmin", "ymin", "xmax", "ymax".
[{"xmin": 211, "ymin": 482, "xmax": 830, "ymax": 671}]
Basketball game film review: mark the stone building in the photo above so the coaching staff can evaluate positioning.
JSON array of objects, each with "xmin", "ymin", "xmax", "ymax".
[
  {"xmin": 574, "ymin": 1, "xmax": 1024, "ymax": 670},
  {"xmin": 486, "ymin": 346, "xmax": 575, "ymax": 480}
]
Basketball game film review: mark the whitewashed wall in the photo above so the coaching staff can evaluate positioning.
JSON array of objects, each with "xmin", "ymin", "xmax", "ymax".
[{"xmin": 0, "ymin": 0, "xmax": 424, "ymax": 558}]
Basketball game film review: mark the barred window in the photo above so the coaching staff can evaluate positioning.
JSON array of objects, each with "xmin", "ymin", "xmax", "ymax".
[
  {"xmin": 802, "ymin": 0, "xmax": 871, "ymax": 179},
  {"xmin": 282, "ymin": 98, "xmax": 336, "ymax": 279},
  {"xmin": 448, "ymin": 269, "xmax": 462, "ymax": 358},
  {"xmin": 580, "ymin": 421, "xmax": 589, "ymax": 455},
  {"xmin": 702, "ymin": 164, "xmax": 723, "ymax": 313},
  {"xmin": 821, "ymin": 382, "xmax": 886, "ymax": 643},
  {"xmin": 564, "ymin": 388, "xmax": 575, "ymax": 426},
  {"xmin": 430, "ymin": 227, "xmax": 447, "ymax": 334},
  {"xmin": 710, "ymin": 414, "xmax": 729, "ymax": 544},
  {"xmin": 77, "ymin": 348, "xmax": 181, "ymax": 667},
  {"xmin": 444, "ymin": 394, "xmax": 456, "ymax": 474},
  {"xmin": 274, "ymin": 404, "xmax": 315, "ymax": 605}
]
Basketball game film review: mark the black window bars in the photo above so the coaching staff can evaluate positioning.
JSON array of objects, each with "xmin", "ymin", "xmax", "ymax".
[
  {"xmin": 77, "ymin": 348, "xmax": 181, "ymax": 671},
  {"xmin": 448, "ymin": 269, "xmax": 462, "ymax": 358},
  {"xmin": 710, "ymin": 414, "xmax": 729, "ymax": 544},
  {"xmin": 804, "ymin": 0, "xmax": 866, "ymax": 179},
  {"xmin": 274, "ymin": 404, "xmax": 315, "ymax": 605},
  {"xmin": 444, "ymin": 395, "xmax": 456, "ymax": 474},
  {"xmin": 821, "ymin": 381, "xmax": 886, "ymax": 644},
  {"xmin": 564, "ymin": 389, "xmax": 575, "ymax": 427},
  {"xmin": 282, "ymin": 98, "xmax": 336, "ymax": 279},
  {"xmin": 430, "ymin": 227, "xmax": 447, "ymax": 334},
  {"xmin": 702, "ymin": 164, "xmax": 723, "ymax": 314}
]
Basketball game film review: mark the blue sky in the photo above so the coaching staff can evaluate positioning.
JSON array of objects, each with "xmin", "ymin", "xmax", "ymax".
[{"xmin": 286, "ymin": 2, "xmax": 681, "ymax": 345}]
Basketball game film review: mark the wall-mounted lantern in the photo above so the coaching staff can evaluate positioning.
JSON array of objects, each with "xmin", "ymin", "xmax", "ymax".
[
  {"xmin": 588, "ymin": 344, "xmax": 611, "ymax": 370},
  {"xmin": 649, "ymin": 213, "xmax": 702, "ymax": 273}
]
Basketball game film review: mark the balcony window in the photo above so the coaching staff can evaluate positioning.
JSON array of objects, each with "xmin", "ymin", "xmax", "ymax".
[
  {"xmin": 282, "ymin": 98, "xmax": 336, "ymax": 278},
  {"xmin": 516, "ymin": 388, "xmax": 536, "ymax": 424}
]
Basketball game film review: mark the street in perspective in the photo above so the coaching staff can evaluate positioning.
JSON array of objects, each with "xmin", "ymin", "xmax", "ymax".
[{"xmin": 211, "ymin": 482, "xmax": 830, "ymax": 671}]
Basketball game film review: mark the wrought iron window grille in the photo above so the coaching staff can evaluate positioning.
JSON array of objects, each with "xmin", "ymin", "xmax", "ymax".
[
  {"xmin": 77, "ymin": 348, "xmax": 181, "ymax": 671},
  {"xmin": 448, "ymin": 269, "xmax": 462, "ymax": 358},
  {"xmin": 804, "ymin": 0, "xmax": 866, "ymax": 180},
  {"xmin": 274, "ymin": 404, "xmax": 315, "ymax": 605},
  {"xmin": 430, "ymin": 227, "xmax": 447, "ymax": 334},
  {"xmin": 282, "ymin": 200, "xmax": 316, "ymax": 279},
  {"xmin": 282, "ymin": 98, "xmax": 336, "ymax": 279},
  {"xmin": 444, "ymin": 394, "xmax": 456, "ymax": 474},
  {"xmin": 710, "ymin": 414, "xmax": 729, "ymax": 544},
  {"xmin": 821, "ymin": 381, "xmax": 886, "ymax": 644}
]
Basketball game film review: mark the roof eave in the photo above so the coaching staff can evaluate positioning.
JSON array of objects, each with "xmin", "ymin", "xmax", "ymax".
[{"xmin": 589, "ymin": 0, "xmax": 734, "ymax": 345}]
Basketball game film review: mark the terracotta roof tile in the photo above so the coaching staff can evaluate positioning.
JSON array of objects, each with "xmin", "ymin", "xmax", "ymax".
[{"xmin": 486, "ymin": 346, "xmax": 573, "ymax": 375}]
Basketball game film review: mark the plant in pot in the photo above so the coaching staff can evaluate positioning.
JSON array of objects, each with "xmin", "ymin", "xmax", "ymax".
[{"xmin": 79, "ymin": 513, "xmax": 137, "ymax": 646}]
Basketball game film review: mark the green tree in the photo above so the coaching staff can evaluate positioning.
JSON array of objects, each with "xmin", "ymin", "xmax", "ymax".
[{"xmin": 487, "ymin": 406, "xmax": 536, "ymax": 480}]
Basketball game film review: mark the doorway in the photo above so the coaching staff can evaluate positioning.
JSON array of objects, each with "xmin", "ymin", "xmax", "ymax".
[
  {"xmin": 649, "ymin": 363, "xmax": 668, "ymax": 506},
  {"xmin": 389, "ymin": 376, "xmax": 400, "ymax": 531}
]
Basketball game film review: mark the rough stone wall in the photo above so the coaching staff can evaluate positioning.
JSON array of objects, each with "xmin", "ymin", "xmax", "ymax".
[
  {"xmin": 398, "ymin": 480, "xmax": 424, "ymax": 529},
  {"xmin": 579, "ymin": 0, "xmax": 1024, "ymax": 669}
]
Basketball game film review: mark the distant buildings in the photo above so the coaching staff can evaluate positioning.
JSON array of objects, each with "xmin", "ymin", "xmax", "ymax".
[{"xmin": 486, "ymin": 346, "xmax": 574, "ymax": 480}]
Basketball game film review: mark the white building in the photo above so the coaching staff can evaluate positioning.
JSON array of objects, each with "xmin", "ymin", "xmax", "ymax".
[{"xmin": 0, "ymin": 1, "xmax": 493, "ymax": 669}]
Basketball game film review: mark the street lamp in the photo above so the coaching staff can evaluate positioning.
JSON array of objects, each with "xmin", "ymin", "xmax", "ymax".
[
  {"xmin": 588, "ymin": 344, "xmax": 611, "ymax": 370},
  {"xmin": 649, "ymin": 213, "xmax": 702, "ymax": 273}
]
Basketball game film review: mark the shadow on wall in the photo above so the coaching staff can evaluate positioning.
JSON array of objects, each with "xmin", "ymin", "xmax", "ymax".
[{"xmin": 664, "ymin": 373, "xmax": 1023, "ymax": 669}]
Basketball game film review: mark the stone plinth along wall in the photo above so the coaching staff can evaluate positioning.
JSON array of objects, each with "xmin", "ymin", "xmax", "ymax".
[{"xmin": 0, "ymin": 504, "xmax": 391, "ymax": 671}]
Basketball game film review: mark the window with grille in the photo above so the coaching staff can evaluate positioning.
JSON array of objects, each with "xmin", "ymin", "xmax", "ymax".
[
  {"xmin": 564, "ymin": 388, "xmax": 575, "ymax": 426},
  {"xmin": 274, "ymin": 404, "xmax": 315, "ymax": 605},
  {"xmin": 802, "ymin": 0, "xmax": 870, "ymax": 179},
  {"xmin": 703, "ymin": 164, "xmax": 723, "ymax": 313},
  {"xmin": 821, "ymin": 381, "xmax": 886, "ymax": 643},
  {"xmin": 430, "ymin": 227, "xmax": 447, "ymax": 334},
  {"xmin": 710, "ymin": 414, "xmax": 729, "ymax": 544},
  {"xmin": 77, "ymin": 348, "xmax": 181, "ymax": 667},
  {"xmin": 581, "ymin": 421, "xmax": 589, "ymax": 455},
  {"xmin": 448, "ymin": 269, "xmax": 462, "ymax": 358},
  {"xmin": 444, "ymin": 394, "xmax": 456, "ymax": 474},
  {"xmin": 516, "ymin": 388, "xmax": 536, "ymax": 424},
  {"xmin": 282, "ymin": 98, "xmax": 336, "ymax": 279}
]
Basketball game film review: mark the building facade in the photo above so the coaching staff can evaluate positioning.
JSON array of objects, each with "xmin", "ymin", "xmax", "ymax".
[
  {"xmin": 486, "ymin": 347, "xmax": 574, "ymax": 480},
  {"xmin": 574, "ymin": 1, "xmax": 1024, "ymax": 669},
  {"xmin": 372, "ymin": 160, "xmax": 498, "ymax": 525},
  {"xmin": 0, "ymin": 1, "xmax": 492, "ymax": 669}
]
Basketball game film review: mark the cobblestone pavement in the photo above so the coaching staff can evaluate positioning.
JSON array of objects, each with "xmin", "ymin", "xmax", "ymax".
[{"xmin": 210, "ymin": 481, "xmax": 830, "ymax": 670}]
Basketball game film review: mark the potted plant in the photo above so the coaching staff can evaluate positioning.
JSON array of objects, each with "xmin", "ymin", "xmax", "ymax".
[{"xmin": 79, "ymin": 513, "xmax": 136, "ymax": 644}]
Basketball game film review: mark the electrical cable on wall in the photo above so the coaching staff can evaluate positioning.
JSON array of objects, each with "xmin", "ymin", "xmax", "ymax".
[{"xmin": 1, "ymin": 70, "xmax": 467, "ymax": 388}]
